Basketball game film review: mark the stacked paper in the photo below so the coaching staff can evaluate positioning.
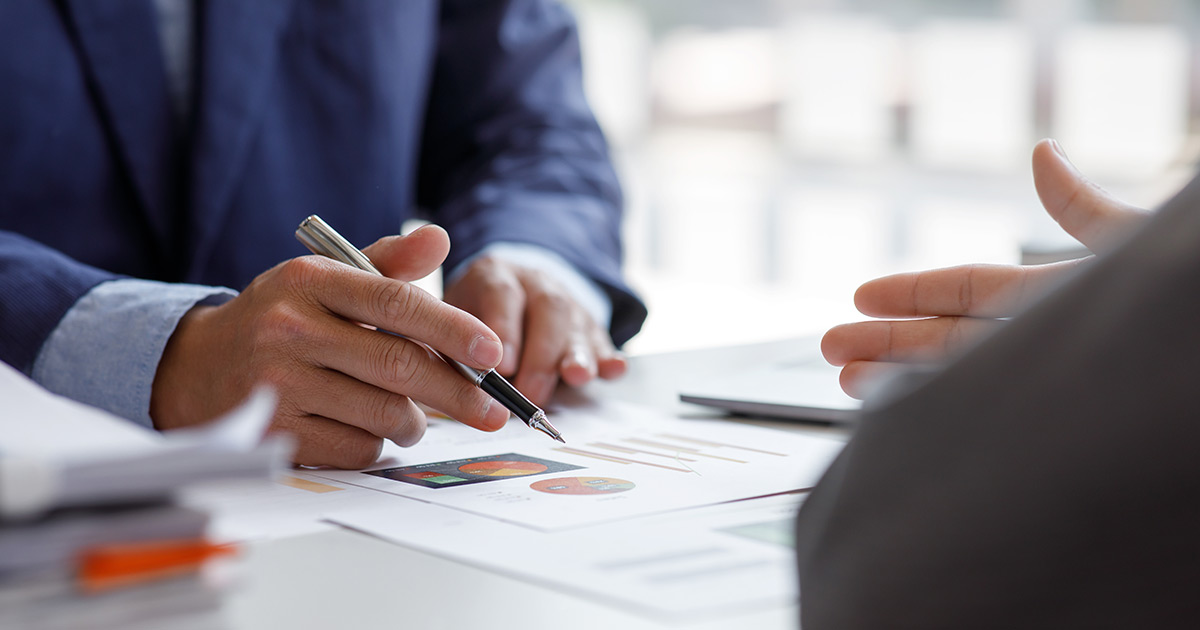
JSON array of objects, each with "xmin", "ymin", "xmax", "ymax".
[{"xmin": 0, "ymin": 361, "xmax": 288, "ymax": 626}]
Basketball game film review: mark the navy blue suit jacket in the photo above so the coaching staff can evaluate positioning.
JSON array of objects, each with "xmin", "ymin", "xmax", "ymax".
[{"xmin": 0, "ymin": 0, "xmax": 645, "ymax": 375}]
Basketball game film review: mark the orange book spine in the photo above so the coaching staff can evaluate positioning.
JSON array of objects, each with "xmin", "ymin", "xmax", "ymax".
[{"xmin": 77, "ymin": 539, "xmax": 237, "ymax": 594}]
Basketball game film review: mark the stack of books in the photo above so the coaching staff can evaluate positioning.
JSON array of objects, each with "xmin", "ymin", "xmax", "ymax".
[{"xmin": 0, "ymin": 362, "xmax": 289, "ymax": 628}]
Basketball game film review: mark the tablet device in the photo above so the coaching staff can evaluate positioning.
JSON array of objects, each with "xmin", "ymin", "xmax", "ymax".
[{"xmin": 679, "ymin": 355, "xmax": 860, "ymax": 424}]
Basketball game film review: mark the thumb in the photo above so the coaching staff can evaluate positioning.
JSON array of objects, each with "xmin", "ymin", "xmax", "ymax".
[
  {"xmin": 1032, "ymin": 139, "xmax": 1150, "ymax": 254},
  {"xmin": 362, "ymin": 224, "xmax": 450, "ymax": 282}
]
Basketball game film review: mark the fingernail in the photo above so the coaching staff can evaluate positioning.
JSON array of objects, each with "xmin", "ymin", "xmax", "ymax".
[
  {"xmin": 569, "ymin": 348, "xmax": 597, "ymax": 376},
  {"xmin": 1048, "ymin": 139, "xmax": 1082, "ymax": 176},
  {"xmin": 1049, "ymin": 138, "xmax": 1067, "ymax": 159},
  {"xmin": 469, "ymin": 335, "xmax": 503, "ymax": 367}
]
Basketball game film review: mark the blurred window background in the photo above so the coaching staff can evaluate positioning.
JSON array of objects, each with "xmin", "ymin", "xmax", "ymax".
[{"xmin": 566, "ymin": 0, "xmax": 1200, "ymax": 354}]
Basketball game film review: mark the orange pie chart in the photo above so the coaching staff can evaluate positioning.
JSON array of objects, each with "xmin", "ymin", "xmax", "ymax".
[
  {"xmin": 530, "ymin": 477, "xmax": 636, "ymax": 495},
  {"xmin": 458, "ymin": 460, "xmax": 549, "ymax": 477}
]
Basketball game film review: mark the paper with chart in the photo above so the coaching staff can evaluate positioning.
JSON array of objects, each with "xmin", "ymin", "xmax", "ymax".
[
  {"xmin": 307, "ymin": 399, "xmax": 844, "ymax": 531},
  {"xmin": 330, "ymin": 491, "xmax": 807, "ymax": 618},
  {"xmin": 179, "ymin": 470, "xmax": 386, "ymax": 542}
]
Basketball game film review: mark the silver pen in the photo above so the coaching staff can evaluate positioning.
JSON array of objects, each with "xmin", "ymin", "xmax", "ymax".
[{"xmin": 296, "ymin": 215, "xmax": 565, "ymax": 443}]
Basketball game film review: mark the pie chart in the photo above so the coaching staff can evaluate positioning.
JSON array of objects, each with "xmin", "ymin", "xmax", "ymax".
[
  {"xmin": 530, "ymin": 477, "xmax": 636, "ymax": 495},
  {"xmin": 458, "ymin": 460, "xmax": 549, "ymax": 477}
]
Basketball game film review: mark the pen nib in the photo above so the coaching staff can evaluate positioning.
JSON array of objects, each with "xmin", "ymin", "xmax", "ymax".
[{"xmin": 529, "ymin": 411, "xmax": 565, "ymax": 443}]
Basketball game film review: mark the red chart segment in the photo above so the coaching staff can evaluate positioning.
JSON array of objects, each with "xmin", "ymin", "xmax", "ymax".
[
  {"xmin": 459, "ymin": 460, "xmax": 549, "ymax": 477},
  {"xmin": 531, "ymin": 477, "xmax": 636, "ymax": 496}
]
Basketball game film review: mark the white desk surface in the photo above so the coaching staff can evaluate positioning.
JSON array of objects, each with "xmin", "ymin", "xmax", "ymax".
[{"xmin": 213, "ymin": 338, "xmax": 847, "ymax": 630}]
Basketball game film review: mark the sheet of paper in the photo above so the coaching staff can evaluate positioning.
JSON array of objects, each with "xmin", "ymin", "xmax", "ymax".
[
  {"xmin": 329, "ymin": 492, "xmax": 807, "ymax": 618},
  {"xmin": 0, "ymin": 363, "xmax": 285, "ymax": 518},
  {"xmin": 307, "ymin": 399, "xmax": 843, "ymax": 531},
  {"xmin": 0, "ymin": 360, "xmax": 276, "ymax": 463},
  {"xmin": 179, "ymin": 471, "xmax": 386, "ymax": 542},
  {"xmin": 0, "ymin": 361, "xmax": 162, "ymax": 460}
]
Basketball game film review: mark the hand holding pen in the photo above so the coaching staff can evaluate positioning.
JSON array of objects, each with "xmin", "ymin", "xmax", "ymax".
[
  {"xmin": 151, "ymin": 222, "xmax": 519, "ymax": 468},
  {"xmin": 297, "ymin": 216, "xmax": 562, "ymax": 443}
]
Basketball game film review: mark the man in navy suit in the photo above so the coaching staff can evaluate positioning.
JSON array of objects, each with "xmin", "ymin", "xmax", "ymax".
[{"xmin": 0, "ymin": 0, "xmax": 645, "ymax": 467}]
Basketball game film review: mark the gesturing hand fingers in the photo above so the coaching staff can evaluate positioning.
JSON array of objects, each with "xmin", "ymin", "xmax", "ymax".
[
  {"xmin": 854, "ymin": 259, "xmax": 1087, "ymax": 320},
  {"xmin": 1033, "ymin": 139, "xmax": 1151, "ymax": 254},
  {"xmin": 837, "ymin": 361, "xmax": 909, "ymax": 400},
  {"xmin": 821, "ymin": 317, "xmax": 1003, "ymax": 367},
  {"xmin": 819, "ymin": 141, "xmax": 1153, "ymax": 400}
]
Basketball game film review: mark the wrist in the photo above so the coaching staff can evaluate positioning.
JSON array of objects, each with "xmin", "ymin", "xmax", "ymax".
[{"xmin": 149, "ymin": 304, "xmax": 219, "ymax": 430}]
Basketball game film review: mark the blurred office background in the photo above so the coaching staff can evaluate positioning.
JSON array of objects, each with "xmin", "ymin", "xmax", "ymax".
[{"xmin": 562, "ymin": 0, "xmax": 1200, "ymax": 354}]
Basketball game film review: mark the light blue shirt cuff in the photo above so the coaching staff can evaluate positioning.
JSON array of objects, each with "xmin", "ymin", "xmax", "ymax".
[
  {"xmin": 31, "ymin": 279, "xmax": 238, "ymax": 428},
  {"xmin": 447, "ymin": 242, "xmax": 613, "ymax": 330}
]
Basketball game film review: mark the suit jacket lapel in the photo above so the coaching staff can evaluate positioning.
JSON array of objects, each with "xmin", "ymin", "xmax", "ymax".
[
  {"xmin": 62, "ymin": 0, "xmax": 179, "ymax": 250},
  {"xmin": 187, "ymin": 0, "xmax": 294, "ymax": 274}
]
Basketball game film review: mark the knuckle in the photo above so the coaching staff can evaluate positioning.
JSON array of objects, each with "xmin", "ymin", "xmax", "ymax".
[
  {"xmin": 375, "ymin": 340, "xmax": 422, "ymax": 388},
  {"xmin": 463, "ymin": 254, "xmax": 495, "ymax": 275},
  {"xmin": 257, "ymin": 302, "xmax": 310, "ymax": 343},
  {"xmin": 910, "ymin": 273, "xmax": 924, "ymax": 314},
  {"xmin": 531, "ymin": 286, "xmax": 571, "ymax": 314},
  {"xmin": 374, "ymin": 280, "xmax": 419, "ymax": 325},
  {"xmin": 480, "ymin": 268, "xmax": 522, "ymax": 295},
  {"xmin": 361, "ymin": 394, "xmax": 420, "ymax": 444},
  {"xmin": 257, "ymin": 363, "xmax": 293, "ymax": 389},
  {"xmin": 473, "ymin": 253, "xmax": 509, "ymax": 273},
  {"xmin": 277, "ymin": 256, "xmax": 327, "ymax": 289},
  {"xmin": 959, "ymin": 266, "xmax": 976, "ymax": 313},
  {"xmin": 251, "ymin": 304, "xmax": 315, "ymax": 368}
]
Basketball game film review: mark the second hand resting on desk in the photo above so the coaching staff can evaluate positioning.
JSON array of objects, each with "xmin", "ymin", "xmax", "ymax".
[{"xmin": 295, "ymin": 215, "xmax": 565, "ymax": 443}]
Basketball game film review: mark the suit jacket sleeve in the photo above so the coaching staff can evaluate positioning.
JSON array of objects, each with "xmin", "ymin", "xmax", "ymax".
[
  {"xmin": 417, "ymin": 0, "xmax": 645, "ymax": 346},
  {"xmin": 0, "ymin": 231, "xmax": 115, "ymax": 375},
  {"xmin": 794, "ymin": 174, "xmax": 1200, "ymax": 629}
]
